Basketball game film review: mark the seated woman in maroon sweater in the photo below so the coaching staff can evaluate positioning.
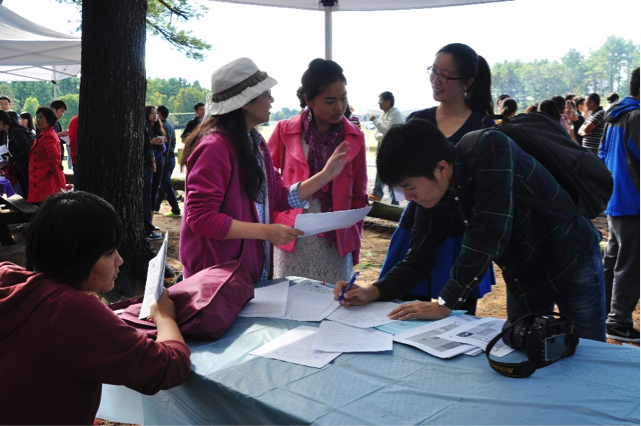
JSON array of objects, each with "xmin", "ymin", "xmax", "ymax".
[{"xmin": 0, "ymin": 191, "xmax": 191, "ymax": 425}]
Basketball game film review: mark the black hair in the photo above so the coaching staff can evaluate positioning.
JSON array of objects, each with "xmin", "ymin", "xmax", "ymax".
[
  {"xmin": 377, "ymin": 118, "xmax": 456, "ymax": 185},
  {"xmin": 550, "ymin": 96, "xmax": 566, "ymax": 115},
  {"xmin": 35, "ymin": 106, "xmax": 58, "ymax": 127},
  {"xmin": 587, "ymin": 93, "xmax": 601, "ymax": 107},
  {"xmin": 49, "ymin": 100, "xmax": 67, "ymax": 111},
  {"xmin": 145, "ymin": 105, "xmax": 166, "ymax": 138},
  {"xmin": 193, "ymin": 102, "xmax": 205, "ymax": 112},
  {"xmin": 497, "ymin": 94, "xmax": 510, "ymax": 108},
  {"xmin": 19, "ymin": 112, "xmax": 35, "ymax": 132},
  {"xmin": 437, "ymin": 43, "xmax": 493, "ymax": 116},
  {"xmin": 500, "ymin": 98, "xmax": 518, "ymax": 117},
  {"xmin": 630, "ymin": 67, "xmax": 640, "ymax": 98},
  {"xmin": 565, "ymin": 93, "xmax": 576, "ymax": 101},
  {"xmin": 296, "ymin": 58, "xmax": 347, "ymax": 110},
  {"xmin": 0, "ymin": 110, "xmax": 17, "ymax": 126},
  {"xmin": 606, "ymin": 92, "xmax": 619, "ymax": 104},
  {"xmin": 574, "ymin": 96, "xmax": 585, "ymax": 107},
  {"xmin": 0, "ymin": 96, "xmax": 10, "ymax": 103},
  {"xmin": 538, "ymin": 100, "xmax": 561, "ymax": 121},
  {"xmin": 25, "ymin": 191, "xmax": 124, "ymax": 290},
  {"xmin": 157, "ymin": 105, "xmax": 169, "ymax": 118},
  {"xmin": 181, "ymin": 108, "xmax": 266, "ymax": 203},
  {"xmin": 344, "ymin": 103, "xmax": 352, "ymax": 118},
  {"xmin": 379, "ymin": 91, "xmax": 395, "ymax": 107},
  {"xmin": 524, "ymin": 103, "xmax": 539, "ymax": 114}
]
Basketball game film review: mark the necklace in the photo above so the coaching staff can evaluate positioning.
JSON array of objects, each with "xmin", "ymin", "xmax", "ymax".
[{"xmin": 437, "ymin": 105, "xmax": 469, "ymax": 116}]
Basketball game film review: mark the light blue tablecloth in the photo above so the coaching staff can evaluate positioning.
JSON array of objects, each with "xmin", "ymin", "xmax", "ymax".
[{"xmin": 98, "ymin": 278, "xmax": 641, "ymax": 425}]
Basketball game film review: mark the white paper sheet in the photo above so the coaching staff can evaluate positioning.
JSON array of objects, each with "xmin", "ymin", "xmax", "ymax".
[
  {"xmin": 250, "ymin": 325, "xmax": 341, "ymax": 368},
  {"xmin": 440, "ymin": 317, "xmax": 515, "ymax": 357},
  {"xmin": 276, "ymin": 280, "xmax": 339, "ymax": 322},
  {"xmin": 294, "ymin": 206, "xmax": 372, "ymax": 237},
  {"xmin": 326, "ymin": 301, "xmax": 399, "ymax": 328},
  {"xmin": 238, "ymin": 279, "xmax": 289, "ymax": 318},
  {"xmin": 312, "ymin": 321, "xmax": 393, "ymax": 353},
  {"xmin": 138, "ymin": 232, "xmax": 168, "ymax": 319},
  {"xmin": 393, "ymin": 315, "xmax": 477, "ymax": 359},
  {"xmin": 374, "ymin": 310, "xmax": 467, "ymax": 335}
]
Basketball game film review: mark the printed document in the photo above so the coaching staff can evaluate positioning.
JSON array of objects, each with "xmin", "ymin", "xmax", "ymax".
[
  {"xmin": 238, "ymin": 279, "xmax": 289, "ymax": 318},
  {"xmin": 294, "ymin": 206, "xmax": 372, "ymax": 237},
  {"xmin": 440, "ymin": 317, "xmax": 515, "ymax": 357},
  {"xmin": 375, "ymin": 310, "xmax": 467, "ymax": 335},
  {"xmin": 393, "ymin": 315, "xmax": 477, "ymax": 359},
  {"xmin": 276, "ymin": 280, "xmax": 339, "ymax": 322},
  {"xmin": 312, "ymin": 320, "xmax": 393, "ymax": 353},
  {"xmin": 250, "ymin": 326, "xmax": 341, "ymax": 368},
  {"xmin": 138, "ymin": 232, "xmax": 168, "ymax": 319},
  {"xmin": 326, "ymin": 301, "xmax": 399, "ymax": 328}
]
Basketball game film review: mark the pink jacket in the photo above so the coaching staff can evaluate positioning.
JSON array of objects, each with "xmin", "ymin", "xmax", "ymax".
[
  {"xmin": 179, "ymin": 130, "xmax": 292, "ymax": 282},
  {"xmin": 267, "ymin": 114, "xmax": 368, "ymax": 264}
]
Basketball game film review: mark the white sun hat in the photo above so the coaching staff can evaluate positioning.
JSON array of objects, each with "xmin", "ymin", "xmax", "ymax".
[{"xmin": 206, "ymin": 57, "xmax": 278, "ymax": 116}]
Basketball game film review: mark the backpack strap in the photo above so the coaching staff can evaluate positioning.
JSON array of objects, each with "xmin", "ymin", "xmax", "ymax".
[{"xmin": 457, "ymin": 129, "xmax": 487, "ymax": 178}]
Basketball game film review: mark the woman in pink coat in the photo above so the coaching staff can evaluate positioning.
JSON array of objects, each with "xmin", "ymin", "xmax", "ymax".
[
  {"xmin": 28, "ymin": 107, "xmax": 67, "ymax": 203},
  {"xmin": 179, "ymin": 58, "xmax": 351, "ymax": 282},
  {"xmin": 267, "ymin": 59, "xmax": 368, "ymax": 284}
]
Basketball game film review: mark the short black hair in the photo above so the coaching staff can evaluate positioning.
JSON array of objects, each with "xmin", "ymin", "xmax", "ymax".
[
  {"xmin": 35, "ymin": 106, "xmax": 58, "ymax": 127},
  {"xmin": 193, "ymin": 102, "xmax": 205, "ymax": 112},
  {"xmin": 379, "ymin": 91, "xmax": 395, "ymax": 107},
  {"xmin": 606, "ymin": 92, "xmax": 619, "ymax": 104},
  {"xmin": 500, "ymin": 98, "xmax": 518, "ymax": 116},
  {"xmin": 630, "ymin": 67, "xmax": 640, "ymax": 98},
  {"xmin": 49, "ymin": 100, "xmax": 67, "ymax": 111},
  {"xmin": 377, "ymin": 118, "xmax": 456, "ymax": 185},
  {"xmin": 587, "ymin": 93, "xmax": 600, "ymax": 106},
  {"xmin": 0, "ymin": 95, "xmax": 10, "ymax": 103},
  {"xmin": 157, "ymin": 104, "xmax": 169, "ymax": 118},
  {"xmin": 25, "ymin": 191, "xmax": 124, "ymax": 290}
]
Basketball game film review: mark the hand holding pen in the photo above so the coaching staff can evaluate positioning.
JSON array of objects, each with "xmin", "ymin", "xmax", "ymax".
[
  {"xmin": 333, "ymin": 272, "xmax": 381, "ymax": 306},
  {"xmin": 338, "ymin": 272, "xmax": 359, "ymax": 302}
]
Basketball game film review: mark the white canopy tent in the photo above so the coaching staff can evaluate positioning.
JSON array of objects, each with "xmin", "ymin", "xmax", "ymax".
[
  {"xmin": 0, "ymin": 5, "xmax": 81, "ymax": 96},
  {"xmin": 208, "ymin": 0, "xmax": 511, "ymax": 59}
]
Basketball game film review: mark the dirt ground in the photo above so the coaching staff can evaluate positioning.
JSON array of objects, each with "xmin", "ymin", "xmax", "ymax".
[{"xmin": 1, "ymin": 197, "xmax": 638, "ymax": 426}]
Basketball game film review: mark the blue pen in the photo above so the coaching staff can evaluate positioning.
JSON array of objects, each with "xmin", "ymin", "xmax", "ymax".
[{"xmin": 338, "ymin": 271, "xmax": 359, "ymax": 302}]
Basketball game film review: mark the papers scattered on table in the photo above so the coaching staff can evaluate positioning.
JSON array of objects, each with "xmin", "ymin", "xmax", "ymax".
[
  {"xmin": 312, "ymin": 320, "xmax": 393, "ymax": 353},
  {"xmin": 250, "ymin": 326, "xmax": 341, "ymax": 369},
  {"xmin": 374, "ymin": 310, "xmax": 467, "ymax": 335},
  {"xmin": 326, "ymin": 301, "xmax": 399, "ymax": 329},
  {"xmin": 440, "ymin": 317, "xmax": 515, "ymax": 357},
  {"xmin": 277, "ymin": 280, "xmax": 339, "ymax": 322},
  {"xmin": 294, "ymin": 206, "xmax": 372, "ymax": 237},
  {"xmin": 238, "ymin": 279, "xmax": 289, "ymax": 318},
  {"xmin": 138, "ymin": 232, "xmax": 168, "ymax": 319}
]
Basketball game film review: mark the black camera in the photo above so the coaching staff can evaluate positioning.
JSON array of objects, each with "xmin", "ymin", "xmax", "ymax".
[
  {"xmin": 502, "ymin": 313, "xmax": 579, "ymax": 363},
  {"xmin": 486, "ymin": 312, "xmax": 579, "ymax": 378}
]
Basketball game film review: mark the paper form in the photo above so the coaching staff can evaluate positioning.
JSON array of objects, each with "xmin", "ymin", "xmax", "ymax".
[
  {"xmin": 276, "ymin": 280, "xmax": 339, "ymax": 322},
  {"xmin": 326, "ymin": 301, "xmax": 400, "ymax": 328},
  {"xmin": 238, "ymin": 279, "xmax": 289, "ymax": 318},
  {"xmin": 138, "ymin": 232, "xmax": 168, "ymax": 319},
  {"xmin": 440, "ymin": 317, "xmax": 515, "ymax": 357},
  {"xmin": 250, "ymin": 326, "xmax": 341, "ymax": 368},
  {"xmin": 294, "ymin": 206, "xmax": 372, "ymax": 237},
  {"xmin": 393, "ymin": 315, "xmax": 477, "ymax": 359},
  {"xmin": 374, "ymin": 310, "xmax": 468, "ymax": 335},
  {"xmin": 312, "ymin": 321, "xmax": 393, "ymax": 353}
]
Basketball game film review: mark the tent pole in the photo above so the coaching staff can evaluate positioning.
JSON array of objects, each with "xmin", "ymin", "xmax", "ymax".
[{"xmin": 324, "ymin": 7, "xmax": 332, "ymax": 60}]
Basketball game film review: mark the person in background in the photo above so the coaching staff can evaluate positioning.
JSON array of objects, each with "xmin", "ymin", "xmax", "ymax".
[
  {"xmin": 143, "ymin": 105, "xmax": 166, "ymax": 240},
  {"xmin": 0, "ymin": 111, "xmax": 34, "ymax": 198},
  {"xmin": 267, "ymin": 58, "xmax": 368, "ymax": 284},
  {"xmin": 578, "ymin": 93, "xmax": 606, "ymax": 155},
  {"xmin": 49, "ymin": 100, "xmax": 68, "ymax": 165},
  {"xmin": 575, "ymin": 95, "xmax": 590, "ymax": 120},
  {"xmin": 551, "ymin": 95, "xmax": 571, "ymax": 134},
  {"xmin": 154, "ymin": 105, "xmax": 181, "ymax": 217},
  {"xmin": 378, "ymin": 42, "xmax": 495, "ymax": 315},
  {"xmin": 524, "ymin": 103, "xmax": 539, "ymax": 114},
  {"xmin": 181, "ymin": 102, "xmax": 206, "ymax": 141},
  {"xmin": 606, "ymin": 92, "xmax": 619, "ymax": 111},
  {"xmin": 538, "ymin": 99, "xmax": 561, "ymax": 121},
  {"xmin": 345, "ymin": 103, "xmax": 361, "ymax": 129},
  {"xmin": 19, "ymin": 112, "xmax": 36, "ymax": 136},
  {"xmin": 564, "ymin": 100, "xmax": 580, "ymax": 143},
  {"xmin": 67, "ymin": 114, "xmax": 79, "ymax": 169},
  {"xmin": 0, "ymin": 96, "xmax": 11, "ymax": 148},
  {"xmin": 28, "ymin": 107, "xmax": 67, "ymax": 204},
  {"xmin": 0, "ymin": 191, "xmax": 191, "ymax": 425},
  {"xmin": 599, "ymin": 68, "xmax": 640, "ymax": 343},
  {"xmin": 369, "ymin": 91, "xmax": 404, "ymax": 205},
  {"xmin": 499, "ymin": 98, "xmax": 518, "ymax": 117},
  {"xmin": 179, "ymin": 57, "xmax": 350, "ymax": 282},
  {"xmin": 496, "ymin": 94, "xmax": 510, "ymax": 112}
]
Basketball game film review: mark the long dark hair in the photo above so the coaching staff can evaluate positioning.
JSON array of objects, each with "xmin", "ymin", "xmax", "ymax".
[
  {"xmin": 19, "ymin": 112, "xmax": 35, "ymax": 132},
  {"xmin": 181, "ymin": 108, "xmax": 265, "ymax": 203},
  {"xmin": 145, "ymin": 105, "xmax": 166, "ymax": 138},
  {"xmin": 437, "ymin": 43, "xmax": 493, "ymax": 116}
]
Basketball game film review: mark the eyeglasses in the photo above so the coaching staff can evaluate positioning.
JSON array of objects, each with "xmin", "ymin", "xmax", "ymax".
[
  {"xmin": 35, "ymin": 116, "xmax": 45, "ymax": 121},
  {"xmin": 426, "ymin": 66, "xmax": 463, "ymax": 84},
  {"xmin": 260, "ymin": 90, "xmax": 272, "ymax": 98}
]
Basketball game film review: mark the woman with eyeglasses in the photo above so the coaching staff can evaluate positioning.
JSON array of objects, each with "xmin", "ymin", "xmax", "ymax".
[
  {"xmin": 267, "ymin": 58, "xmax": 367, "ymax": 284},
  {"xmin": 27, "ymin": 107, "xmax": 67, "ymax": 204},
  {"xmin": 378, "ymin": 43, "xmax": 495, "ymax": 315},
  {"xmin": 179, "ymin": 58, "xmax": 350, "ymax": 282}
]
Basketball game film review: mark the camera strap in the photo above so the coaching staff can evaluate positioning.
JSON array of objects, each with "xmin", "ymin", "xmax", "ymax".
[{"xmin": 485, "ymin": 312, "xmax": 561, "ymax": 378}]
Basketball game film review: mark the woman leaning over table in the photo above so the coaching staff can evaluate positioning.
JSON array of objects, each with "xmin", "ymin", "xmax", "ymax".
[
  {"xmin": 377, "ymin": 43, "xmax": 495, "ymax": 315},
  {"xmin": 28, "ymin": 106, "xmax": 67, "ymax": 204},
  {"xmin": 179, "ymin": 58, "xmax": 351, "ymax": 282},
  {"xmin": 267, "ymin": 58, "xmax": 367, "ymax": 284},
  {"xmin": 0, "ymin": 191, "xmax": 190, "ymax": 425}
]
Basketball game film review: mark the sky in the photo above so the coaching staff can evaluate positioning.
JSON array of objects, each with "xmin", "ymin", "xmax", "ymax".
[{"xmin": 3, "ymin": 0, "xmax": 640, "ymax": 114}]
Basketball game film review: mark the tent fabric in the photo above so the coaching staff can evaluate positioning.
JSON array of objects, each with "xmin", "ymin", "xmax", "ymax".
[
  {"xmin": 0, "ymin": 5, "xmax": 81, "ymax": 82},
  {"xmin": 206, "ymin": 0, "xmax": 509, "ymax": 11}
]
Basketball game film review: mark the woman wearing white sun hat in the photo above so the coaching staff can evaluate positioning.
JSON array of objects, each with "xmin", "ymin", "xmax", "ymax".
[{"xmin": 179, "ymin": 57, "xmax": 351, "ymax": 282}]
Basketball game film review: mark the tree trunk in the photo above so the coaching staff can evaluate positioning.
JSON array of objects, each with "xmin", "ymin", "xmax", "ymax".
[{"xmin": 76, "ymin": 0, "xmax": 153, "ymax": 301}]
